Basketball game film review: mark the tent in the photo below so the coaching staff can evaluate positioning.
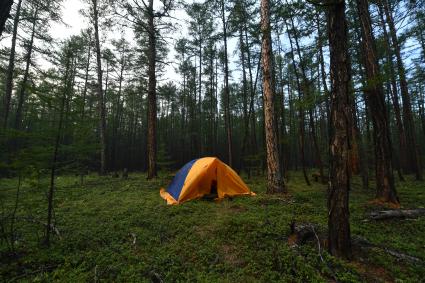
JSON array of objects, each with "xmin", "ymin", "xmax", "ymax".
[{"xmin": 160, "ymin": 157, "xmax": 255, "ymax": 205}]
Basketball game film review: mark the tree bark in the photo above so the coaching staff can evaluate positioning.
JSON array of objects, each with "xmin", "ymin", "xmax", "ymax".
[
  {"xmin": 356, "ymin": 0, "xmax": 399, "ymax": 205},
  {"xmin": 92, "ymin": 0, "xmax": 107, "ymax": 175},
  {"xmin": 3, "ymin": 0, "xmax": 22, "ymax": 129},
  {"xmin": 381, "ymin": 0, "xmax": 422, "ymax": 180},
  {"xmin": 261, "ymin": 0, "xmax": 286, "ymax": 194},
  {"xmin": 147, "ymin": 0, "xmax": 157, "ymax": 179},
  {"xmin": 327, "ymin": 0, "xmax": 352, "ymax": 259}
]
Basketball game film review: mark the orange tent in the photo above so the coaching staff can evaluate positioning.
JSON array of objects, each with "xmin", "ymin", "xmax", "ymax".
[{"xmin": 160, "ymin": 157, "xmax": 255, "ymax": 205}]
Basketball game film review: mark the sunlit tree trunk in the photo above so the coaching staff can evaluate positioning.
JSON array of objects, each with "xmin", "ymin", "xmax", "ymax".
[{"xmin": 261, "ymin": 0, "xmax": 286, "ymax": 194}]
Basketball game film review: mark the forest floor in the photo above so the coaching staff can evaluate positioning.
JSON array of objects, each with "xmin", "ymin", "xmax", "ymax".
[{"xmin": 1, "ymin": 171, "xmax": 424, "ymax": 282}]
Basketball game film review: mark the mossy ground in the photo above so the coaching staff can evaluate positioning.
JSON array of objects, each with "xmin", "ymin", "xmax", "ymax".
[{"xmin": 1, "ymin": 172, "xmax": 424, "ymax": 282}]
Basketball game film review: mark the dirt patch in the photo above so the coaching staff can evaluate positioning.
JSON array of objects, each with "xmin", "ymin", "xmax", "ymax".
[
  {"xmin": 367, "ymin": 199, "xmax": 401, "ymax": 209},
  {"xmin": 194, "ymin": 225, "xmax": 216, "ymax": 237},
  {"xmin": 227, "ymin": 205, "xmax": 247, "ymax": 213},
  {"xmin": 349, "ymin": 260, "xmax": 394, "ymax": 283},
  {"xmin": 220, "ymin": 244, "xmax": 245, "ymax": 267}
]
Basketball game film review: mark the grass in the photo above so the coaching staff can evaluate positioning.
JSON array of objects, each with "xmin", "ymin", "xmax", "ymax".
[{"xmin": 1, "ymin": 171, "xmax": 424, "ymax": 282}]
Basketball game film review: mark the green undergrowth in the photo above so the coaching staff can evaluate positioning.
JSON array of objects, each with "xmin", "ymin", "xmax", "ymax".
[{"xmin": 1, "ymin": 171, "xmax": 424, "ymax": 282}]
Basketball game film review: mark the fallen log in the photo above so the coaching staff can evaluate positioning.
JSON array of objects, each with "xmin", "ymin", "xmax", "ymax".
[
  {"xmin": 369, "ymin": 209, "xmax": 425, "ymax": 220},
  {"xmin": 352, "ymin": 236, "xmax": 422, "ymax": 264},
  {"xmin": 288, "ymin": 222, "xmax": 318, "ymax": 246}
]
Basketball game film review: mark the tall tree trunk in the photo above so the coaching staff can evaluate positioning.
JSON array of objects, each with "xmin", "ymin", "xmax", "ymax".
[
  {"xmin": 81, "ymin": 32, "xmax": 92, "ymax": 121},
  {"xmin": 418, "ymin": 85, "xmax": 425, "ymax": 140},
  {"xmin": 0, "ymin": 0, "xmax": 13, "ymax": 37},
  {"xmin": 276, "ymin": 31, "xmax": 288, "ymax": 177},
  {"xmin": 92, "ymin": 0, "xmax": 107, "ymax": 175},
  {"xmin": 239, "ymin": 27, "xmax": 250, "ymax": 172},
  {"xmin": 14, "ymin": 5, "xmax": 38, "ymax": 130},
  {"xmin": 245, "ymin": 26, "xmax": 257, "ymax": 154},
  {"xmin": 221, "ymin": 0, "xmax": 233, "ymax": 167},
  {"xmin": 285, "ymin": 20, "xmax": 310, "ymax": 186},
  {"xmin": 261, "ymin": 0, "xmax": 286, "ymax": 194},
  {"xmin": 327, "ymin": 0, "xmax": 352, "ymax": 259},
  {"xmin": 377, "ymin": 2, "xmax": 406, "ymax": 179},
  {"xmin": 111, "ymin": 51, "xmax": 125, "ymax": 171},
  {"xmin": 381, "ymin": 0, "xmax": 422, "ymax": 180},
  {"xmin": 288, "ymin": 13, "xmax": 324, "ymax": 184},
  {"xmin": 45, "ymin": 45, "xmax": 72, "ymax": 247},
  {"xmin": 356, "ymin": 0, "xmax": 399, "ymax": 205},
  {"xmin": 3, "ymin": 0, "xmax": 22, "ymax": 129},
  {"xmin": 198, "ymin": 40, "xmax": 203, "ymax": 156},
  {"xmin": 316, "ymin": 10, "xmax": 330, "ymax": 120},
  {"xmin": 147, "ymin": 0, "xmax": 157, "ymax": 179}
]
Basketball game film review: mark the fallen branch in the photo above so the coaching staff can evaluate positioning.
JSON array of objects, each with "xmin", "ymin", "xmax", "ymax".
[
  {"xmin": 352, "ymin": 236, "xmax": 423, "ymax": 264},
  {"xmin": 368, "ymin": 209, "xmax": 425, "ymax": 220}
]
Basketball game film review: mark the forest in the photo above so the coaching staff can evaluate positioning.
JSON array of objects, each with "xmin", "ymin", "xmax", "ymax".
[{"xmin": 1, "ymin": 0, "xmax": 425, "ymax": 281}]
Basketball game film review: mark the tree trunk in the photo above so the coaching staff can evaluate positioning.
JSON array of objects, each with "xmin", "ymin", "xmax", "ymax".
[
  {"xmin": 245, "ymin": 26, "xmax": 257, "ymax": 154},
  {"xmin": 261, "ymin": 0, "xmax": 286, "ymax": 194},
  {"xmin": 111, "ymin": 51, "xmax": 125, "ymax": 171},
  {"xmin": 0, "ymin": 0, "xmax": 13, "ymax": 37},
  {"xmin": 92, "ymin": 0, "xmax": 107, "ymax": 175},
  {"xmin": 289, "ymin": 13, "xmax": 324, "ymax": 184},
  {"xmin": 147, "ymin": 0, "xmax": 157, "ymax": 179},
  {"xmin": 356, "ymin": 0, "xmax": 399, "ymax": 205},
  {"xmin": 14, "ymin": 5, "xmax": 38, "ymax": 130},
  {"xmin": 381, "ymin": 0, "xmax": 422, "ymax": 180},
  {"xmin": 239, "ymin": 27, "xmax": 250, "ymax": 172},
  {"xmin": 327, "ymin": 0, "xmax": 352, "ymax": 259},
  {"xmin": 81, "ymin": 32, "xmax": 91, "ymax": 121},
  {"xmin": 285, "ymin": 20, "xmax": 310, "ymax": 186},
  {"xmin": 316, "ymin": 11, "xmax": 330, "ymax": 121},
  {"xmin": 45, "ymin": 44, "xmax": 72, "ymax": 246},
  {"xmin": 377, "ymin": 2, "xmax": 407, "ymax": 179},
  {"xmin": 3, "ymin": 0, "xmax": 22, "ymax": 129},
  {"xmin": 221, "ymin": 0, "xmax": 233, "ymax": 167}
]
